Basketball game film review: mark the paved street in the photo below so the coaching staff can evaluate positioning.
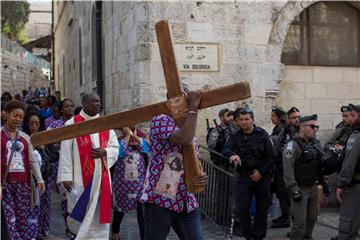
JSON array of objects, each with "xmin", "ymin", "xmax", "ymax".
[{"xmin": 46, "ymin": 190, "xmax": 345, "ymax": 240}]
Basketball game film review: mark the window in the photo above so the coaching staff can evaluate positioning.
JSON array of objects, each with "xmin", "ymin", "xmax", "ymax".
[{"xmin": 282, "ymin": 2, "xmax": 360, "ymax": 66}]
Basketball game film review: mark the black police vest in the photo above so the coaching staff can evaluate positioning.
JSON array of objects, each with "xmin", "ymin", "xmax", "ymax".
[
  {"xmin": 231, "ymin": 128, "xmax": 268, "ymax": 172},
  {"xmin": 293, "ymin": 137, "xmax": 322, "ymax": 186}
]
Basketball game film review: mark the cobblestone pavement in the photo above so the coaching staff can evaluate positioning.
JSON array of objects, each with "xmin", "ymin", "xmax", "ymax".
[{"xmin": 46, "ymin": 190, "xmax": 345, "ymax": 240}]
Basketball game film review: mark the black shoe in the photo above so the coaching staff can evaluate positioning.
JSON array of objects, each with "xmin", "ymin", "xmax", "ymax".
[
  {"xmin": 271, "ymin": 215, "xmax": 283, "ymax": 223},
  {"xmin": 233, "ymin": 226, "xmax": 243, "ymax": 237},
  {"xmin": 330, "ymin": 237, "xmax": 337, "ymax": 240},
  {"xmin": 271, "ymin": 217, "xmax": 290, "ymax": 228}
]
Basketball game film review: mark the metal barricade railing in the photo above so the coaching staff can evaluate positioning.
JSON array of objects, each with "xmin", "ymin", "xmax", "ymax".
[{"xmin": 197, "ymin": 145, "xmax": 236, "ymax": 239}]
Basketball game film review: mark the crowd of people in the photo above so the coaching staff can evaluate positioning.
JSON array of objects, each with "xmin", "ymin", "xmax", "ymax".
[
  {"xmin": 0, "ymin": 86, "xmax": 208, "ymax": 240},
  {"xmin": 207, "ymin": 104, "xmax": 360, "ymax": 240},
  {"xmin": 1, "ymin": 85, "xmax": 360, "ymax": 240}
]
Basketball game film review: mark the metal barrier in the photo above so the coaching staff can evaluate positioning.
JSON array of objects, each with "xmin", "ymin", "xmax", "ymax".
[{"xmin": 197, "ymin": 145, "xmax": 236, "ymax": 239}]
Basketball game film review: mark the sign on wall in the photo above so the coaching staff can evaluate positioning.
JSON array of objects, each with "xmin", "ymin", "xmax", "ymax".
[{"xmin": 175, "ymin": 43, "xmax": 219, "ymax": 72}]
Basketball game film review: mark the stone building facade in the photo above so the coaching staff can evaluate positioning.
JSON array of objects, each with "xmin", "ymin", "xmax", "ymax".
[
  {"xmin": 25, "ymin": 2, "xmax": 52, "ymax": 42},
  {"xmin": 53, "ymin": 1, "xmax": 360, "ymax": 142}
]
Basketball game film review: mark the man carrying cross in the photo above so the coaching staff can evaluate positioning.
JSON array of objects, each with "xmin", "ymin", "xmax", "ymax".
[
  {"xmin": 142, "ymin": 84, "xmax": 208, "ymax": 240},
  {"xmin": 57, "ymin": 93, "xmax": 120, "ymax": 239},
  {"xmin": 30, "ymin": 20, "xmax": 251, "ymax": 238}
]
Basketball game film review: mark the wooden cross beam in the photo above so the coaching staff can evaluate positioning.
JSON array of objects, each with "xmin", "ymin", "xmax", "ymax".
[{"xmin": 30, "ymin": 20, "xmax": 251, "ymax": 193}]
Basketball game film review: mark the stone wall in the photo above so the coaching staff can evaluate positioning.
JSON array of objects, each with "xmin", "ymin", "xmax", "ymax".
[
  {"xmin": 100, "ymin": 1, "xmax": 290, "ymax": 141},
  {"xmin": 1, "ymin": 51, "xmax": 49, "ymax": 95},
  {"xmin": 278, "ymin": 66, "xmax": 360, "ymax": 143},
  {"xmin": 53, "ymin": 0, "xmax": 360, "ymax": 144},
  {"xmin": 54, "ymin": 1, "xmax": 97, "ymax": 104}
]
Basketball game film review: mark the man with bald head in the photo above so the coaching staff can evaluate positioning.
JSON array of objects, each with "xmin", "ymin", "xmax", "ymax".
[
  {"xmin": 282, "ymin": 114, "xmax": 323, "ymax": 240},
  {"xmin": 58, "ymin": 92, "xmax": 120, "ymax": 239}
]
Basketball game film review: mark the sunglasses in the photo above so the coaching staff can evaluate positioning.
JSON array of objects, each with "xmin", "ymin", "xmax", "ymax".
[{"xmin": 305, "ymin": 124, "xmax": 319, "ymax": 130}]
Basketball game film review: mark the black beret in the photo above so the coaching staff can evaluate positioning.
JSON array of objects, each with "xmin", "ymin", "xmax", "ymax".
[
  {"xmin": 340, "ymin": 105, "xmax": 352, "ymax": 113},
  {"xmin": 349, "ymin": 104, "xmax": 360, "ymax": 112},
  {"xmin": 271, "ymin": 106, "xmax": 286, "ymax": 117},
  {"xmin": 298, "ymin": 114, "xmax": 318, "ymax": 123},
  {"xmin": 287, "ymin": 106, "xmax": 300, "ymax": 115},
  {"xmin": 218, "ymin": 108, "xmax": 230, "ymax": 117}
]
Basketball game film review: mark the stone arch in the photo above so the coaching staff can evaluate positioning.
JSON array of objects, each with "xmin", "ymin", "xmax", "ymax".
[
  {"xmin": 268, "ymin": 0, "xmax": 360, "ymax": 63},
  {"xmin": 267, "ymin": 1, "xmax": 318, "ymax": 63}
]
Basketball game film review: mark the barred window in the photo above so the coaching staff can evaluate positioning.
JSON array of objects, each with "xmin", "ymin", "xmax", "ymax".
[{"xmin": 282, "ymin": 2, "xmax": 360, "ymax": 66}]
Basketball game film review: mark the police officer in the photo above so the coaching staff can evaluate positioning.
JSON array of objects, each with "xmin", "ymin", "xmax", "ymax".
[
  {"xmin": 322, "ymin": 105, "xmax": 353, "ymax": 176},
  {"xmin": 207, "ymin": 108, "xmax": 237, "ymax": 167},
  {"xmin": 223, "ymin": 107, "xmax": 275, "ymax": 240},
  {"xmin": 324, "ymin": 105, "xmax": 352, "ymax": 152},
  {"xmin": 333, "ymin": 104, "xmax": 360, "ymax": 240},
  {"xmin": 271, "ymin": 106, "xmax": 287, "ymax": 136},
  {"xmin": 270, "ymin": 106, "xmax": 291, "ymax": 228},
  {"xmin": 206, "ymin": 108, "xmax": 237, "ymax": 230},
  {"xmin": 287, "ymin": 107, "xmax": 301, "ymax": 136},
  {"xmin": 282, "ymin": 114, "xmax": 322, "ymax": 240}
]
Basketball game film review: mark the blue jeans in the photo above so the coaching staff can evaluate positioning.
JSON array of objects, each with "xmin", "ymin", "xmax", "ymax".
[{"xmin": 144, "ymin": 203, "xmax": 202, "ymax": 240}]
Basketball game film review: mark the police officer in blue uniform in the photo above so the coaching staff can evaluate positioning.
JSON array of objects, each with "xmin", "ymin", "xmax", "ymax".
[{"xmin": 223, "ymin": 107, "xmax": 275, "ymax": 240}]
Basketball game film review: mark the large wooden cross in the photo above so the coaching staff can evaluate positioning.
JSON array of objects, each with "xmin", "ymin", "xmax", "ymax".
[{"xmin": 30, "ymin": 20, "xmax": 251, "ymax": 193}]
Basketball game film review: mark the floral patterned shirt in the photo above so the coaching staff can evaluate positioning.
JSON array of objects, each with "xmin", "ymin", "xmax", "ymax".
[{"xmin": 143, "ymin": 114, "xmax": 199, "ymax": 213}]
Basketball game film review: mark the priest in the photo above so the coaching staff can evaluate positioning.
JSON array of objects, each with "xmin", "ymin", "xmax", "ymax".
[{"xmin": 57, "ymin": 93, "xmax": 119, "ymax": 239}]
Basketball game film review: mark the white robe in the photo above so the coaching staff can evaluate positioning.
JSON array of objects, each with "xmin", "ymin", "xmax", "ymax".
[{"xmin": 57, "ymin": 110, "xmax": 119, "ymax": 240}]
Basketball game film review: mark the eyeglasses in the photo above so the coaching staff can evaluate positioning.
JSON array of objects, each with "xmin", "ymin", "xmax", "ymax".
[{"xmin": 305, "ymin": 124, "xmax": 319, "ymax": 130}]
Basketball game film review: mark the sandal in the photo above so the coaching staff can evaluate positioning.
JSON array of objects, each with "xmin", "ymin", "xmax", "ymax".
[{"xmin": 65, "ymin": 228, "xmax": 76, "ymax": 240}]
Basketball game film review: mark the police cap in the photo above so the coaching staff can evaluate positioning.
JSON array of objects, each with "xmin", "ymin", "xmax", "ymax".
[
  {"xmin": 340, "ymin": 105, "xmax": 351, "ymax": 113},
  {"xmin": 298, "ymin": 114, "xmax": 318, "ymax": 123},
  {"xmin": 272, "ymin": 106, "xmax": 286, "ymax": 118},
  {"xmin": 218, "ymin": 108, "xmax": 230, "ymax": 117},
  {"xmin": 349, "ymin": 104, "xmax": 360, "ymax": 112},
  {"xmin": 287, "ymin": 106, "xmax": 300, "ymax": 115}
]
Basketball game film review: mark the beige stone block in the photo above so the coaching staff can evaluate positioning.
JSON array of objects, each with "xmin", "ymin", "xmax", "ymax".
[
  {"xmin": 305, "ymin": 83, "xmax": 326, "ymax": 99},
  {"xmin": 343, "ymin": 68, "xmax": 360, "ymax": 83},
  {"xmin": 313, "ymin": 67, "xmax": 343, "ymax": 83},
  {"xmin": 244, "ymin": 24, "xmax": 272, "ymax": 45},
  {"xmin": 326, "ymin": 83, "xmax": 358, "ymax": 99},
  {"xmin": 316, "ymin": 113, "xmax": 335, "ymax": 132},
  {"xmin": 311, "ymin": 99, "xmax": 342, "ymax": 114},
  {"xmin": 283, "ymin": 66, "xmax": 313, "ymax": 83},
  {"xmin": 278, "ymin": 82, "xmax": 305, "ymax": 100}
]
